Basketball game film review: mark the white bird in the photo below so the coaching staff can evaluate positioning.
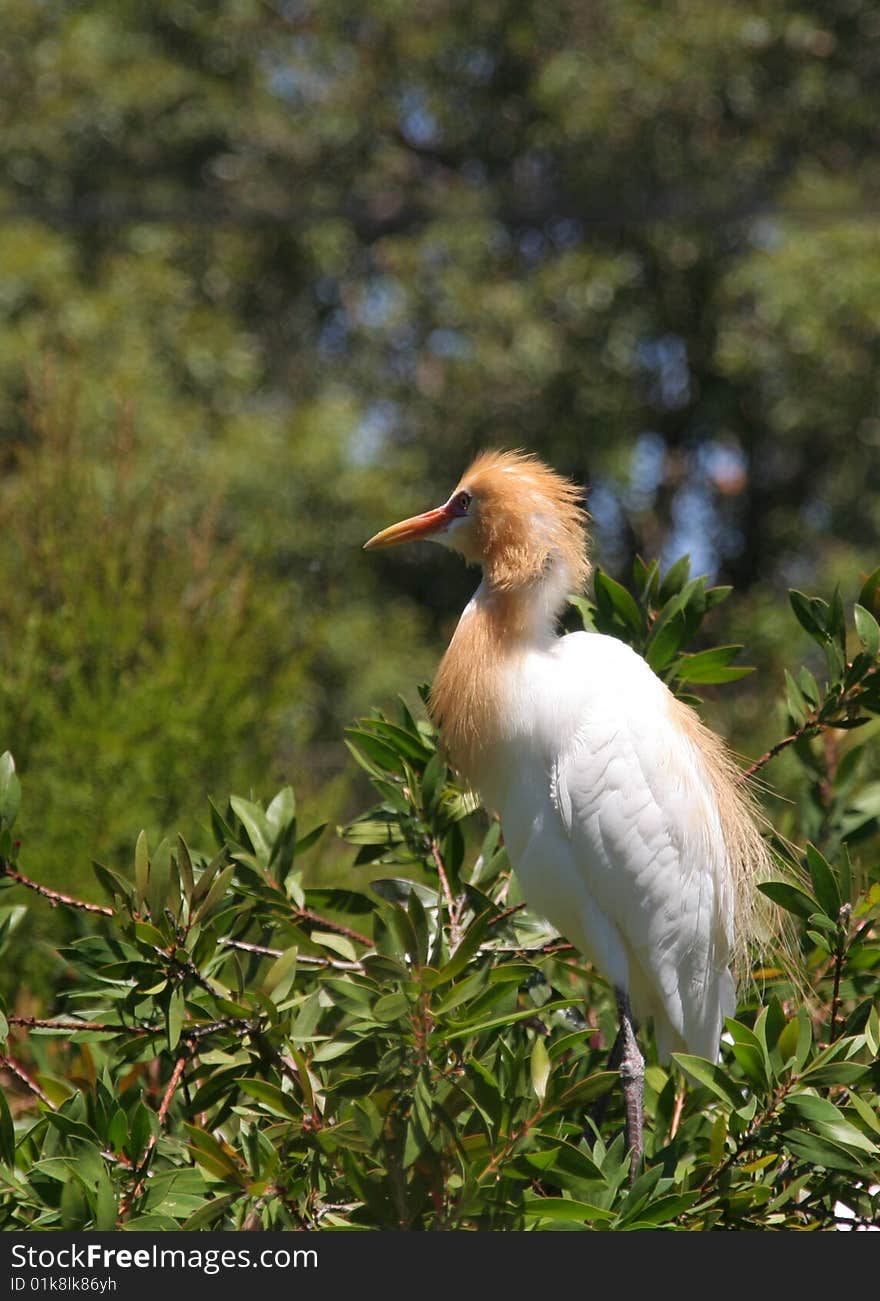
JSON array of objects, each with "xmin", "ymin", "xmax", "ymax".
[{"xmin": 364, "ymin": 449, "xmax": 769, "ymax": 1178}]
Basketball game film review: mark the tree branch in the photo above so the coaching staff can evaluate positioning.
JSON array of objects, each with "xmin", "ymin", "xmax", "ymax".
[
  {"xmin": 0, "ymin": 861, "xmax": 114, "ymax": 915},
  {"xmin": 430, "ymin": 839, "xmax": 464, "ymax": 949},
  {"xmin": 117, "ymin": 1054, "xmax": 188, "ymax": 1223},
  {"xmin": 291, "ymin": 907, "xmax": 370, "ymax": 948},
  {"xmin": 741, "ymin": 722, "xmax": 823, "ymax": 780},
  {"xmin": 0, "ymin": 1053, "xmax": 53, "ymax": 1107},
  {"xmin": 218, "ymin": 936, "xmax": 363, "ymax": 971}
]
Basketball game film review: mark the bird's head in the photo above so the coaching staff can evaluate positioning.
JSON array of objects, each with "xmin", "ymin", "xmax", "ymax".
[{"xmin": 364, "ymin": 449, "xmax": 590, "ymax": 597}]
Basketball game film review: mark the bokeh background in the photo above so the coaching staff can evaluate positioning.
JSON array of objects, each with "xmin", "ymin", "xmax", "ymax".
[{"xmin": 1, "ymin": 0, "xmax": 878, "ymax": 996}]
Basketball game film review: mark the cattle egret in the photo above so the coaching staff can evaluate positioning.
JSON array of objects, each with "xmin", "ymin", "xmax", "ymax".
[{"xmin": 364, "ymin": 449, "xmax": 769, "ymax": 1179}]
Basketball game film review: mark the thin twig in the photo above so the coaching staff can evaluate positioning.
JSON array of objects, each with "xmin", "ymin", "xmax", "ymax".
[
  {"xmin": 9, "ymin": 1017, "xmax": 120, "ymax": 1032},
  {"xmin": 828, "ymin": 904, "xmax": 852, "ymax": 1044},
  {"xmin": 292, "ymin": 907, "xmax": 370, "ymax": 947},
  {"xmin": 9, "ymin": 1013, "xmax": 270, "ymax": 1042},
  {"xmin": 117, "ymin": 1055, "xmax": 188, "ymax": 1223},
  {"xmin": 430, "ymin": 840, "xmax": 462, "ymax": 949},
  {"xmin": 486, "ymin": 901, "xmax": 527, "ymax": 928},
  {"xmin": 220, "ymin": 937, "xmax": 283, "ymax": 958},
  {"xmin": 183, "ymin": 1017, "xmax": 256, "ymax": 1041},
  {"xmin": 477, "ymin": 1103, "xmax": 545, "ymax": 1184},
  {"xmin": 0, "ymin": 1053, "xmax": 53, "ymax": 1107},
  {"xmin": 669, "ymin": 1086, "xmax": 687, "ymax": 1140},
  {"xmin": 218, "ymin": 937, "xmax": 363, "ymax": 971},
  {"xmin": 741, "ymin": 723, "xmax": 823, "ymax": 780},
  {"xmin": 0, "ymin": 861, "xmax": 114, "ymax": 915},
  {"xmin": 0, "ymin": 859, "xmax": 370, "ymax": 949},
  {"xmin": 157, "ymin": 1055, "xmax": 187, "ymax": 1126}
]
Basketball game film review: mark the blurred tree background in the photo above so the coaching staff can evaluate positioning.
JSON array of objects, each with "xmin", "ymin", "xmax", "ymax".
[{"xmin": 0, "ymin": 0, "xmax": 878, "ymax": 999}]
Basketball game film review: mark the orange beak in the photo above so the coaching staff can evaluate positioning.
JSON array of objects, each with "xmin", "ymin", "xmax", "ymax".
[{"xmin": 363, "ymin": 503, "xmax": 455, "ymax": 551}]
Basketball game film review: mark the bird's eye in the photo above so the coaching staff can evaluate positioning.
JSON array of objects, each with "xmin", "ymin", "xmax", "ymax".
[{"xmin": 453, "ymin": 490, "xmax": 472, "ymax": 515}]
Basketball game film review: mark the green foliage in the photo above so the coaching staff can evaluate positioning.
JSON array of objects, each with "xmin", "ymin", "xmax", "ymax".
[
  {"xmin": 571, "ymin": 554, "xmax": 748, "ymax": 698},
  {"xmin": 1, "ymin": 0, "xmax": 879, "ymax": 1010},
  {"xmin": 0, "ymin": 0, "xmax": 879, "ymax": 1232},
  {"xmin": 1, "ymin": 569, "xmax": 878, "ymax": 1232}
]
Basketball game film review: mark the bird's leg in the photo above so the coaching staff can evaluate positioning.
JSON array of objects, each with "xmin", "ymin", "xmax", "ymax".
[{"xmin": 614, "ymin": 988, "xmax": 644, "ymax": 1186}]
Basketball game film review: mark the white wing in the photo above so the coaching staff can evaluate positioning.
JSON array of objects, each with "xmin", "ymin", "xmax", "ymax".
[{"xmin": 496, "ymin": 632, "xmax": 735, "ymax": 1061}]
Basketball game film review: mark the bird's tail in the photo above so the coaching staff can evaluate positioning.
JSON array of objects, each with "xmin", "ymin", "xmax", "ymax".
[{"xmin": 670, "ymin": 699, "xmax": 781, "ymax": 981}]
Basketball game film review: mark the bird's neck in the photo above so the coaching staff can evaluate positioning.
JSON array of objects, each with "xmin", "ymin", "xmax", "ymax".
[{"xmin": 429, "ymin": 572, "xmax": 567, "ymax": 785}]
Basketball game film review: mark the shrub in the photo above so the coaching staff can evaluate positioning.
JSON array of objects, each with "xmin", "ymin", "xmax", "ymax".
[{"xmin": 0, "ymin": 563, "xmax": 878, "ymax": 1230}]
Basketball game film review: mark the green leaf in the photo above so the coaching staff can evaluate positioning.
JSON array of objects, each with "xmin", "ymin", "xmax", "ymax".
[
  {"xmin": 190, "ymin": 851, "xmax": 227, "ymax": 904},
  {"xmin": 134, "ymin": 830, "xmax": 149, "ymax": 904},
  {"xmin": 180, "ymin": 1193, "xmax": 240, "ymax": 1231},
  {"xmin": 522, "ymin": 1195, "xmax": 614, "ymax": 1224},
  {"xmin": 784, "ymin": 1093, "xmax": 878, "ymax": 1153},
  {"xmin": 92, "ymin": 861, "xmax": 134, "ymax": 905},
  {"xmin": 438, "ymin": 998, "xmax": 577, "ymax": 1041},
  {"xmin": 789, "ymin": 590, "xmax": 829, "ymax": 641},
  {"xmin": 146, "ymin": 841, "xmax": 171, "ymax": 920},
  {"xmin": 659, "ymin": 555, "xmax": 691, "ymax": 602},
  {"xmin": 621, "ymin": 1192, "xmax": 700, "ymax": 1226},
  {"xmin": 229, "ymin": 797, "xmax": 272, "ymax": 862},
  {"xmin": 341, "ymin": 810, "xmax": 405, "ymax": 847},
  {"xmin": 829, "ymin": 586, "xmax": 847, "ymax": 652},
  {"xmin": 853, "ymin": 603, "xmax": 880, "ymax": 656},
  {"xmin": 236, "ymin": 1080, "xmax": 301, "ymax": 1120},
  {"xmin": 704, "ymin": 585, "xmax": 733, "ymax": 610},
  {"xmin": 858, "ymin": 565, "xmax": 880, "ymax": 619},
  {"xmin": 522, "ymin": 1136, "xmax": 604, "ymax": 1184},
  {"xmin": 646, "ymin": 611, "xmax": 686, "ymax": 673},
  {"xmin": 266, "ymin": 785, "xmax": 296, "ymax": 835},
  {"xmin": 134, "ymin": 921, "xmax": 167, "ymax": 949},
  {"xmin": 0, "ymin": 753, "xmax": 21, "ymax": 832},
  {"xmin": 672, "ymin": 1054, "xmax": 744, "ymax": 1109},
  {"xmin": 757, "ymin": 880, "xmax": 817, "ymax": 920},
  {"xmin": 127, "ymin": 1103, "xmax": 154, "ymax": 1164},
  {"xmin": 633, "ymin": 555, "xmax": 660, "ymax": 604},
  {"xmin": 805, "ymin": 844, "xmax": 841, "ymax": 920},
  {"xmin": 783, "ymin": 1129, "xmax": 870, "ymax": 1174},
  {"xmin": 797, "ymin": 666, "xmax": 820, "ymax": 705},
  {"xmin": 776, "ymin": 1013, "xmax": 811, "ymax": 1073},
  {"xmin": 106, "ymin": 1109, "xmax": 128, "ymax": 1153},
  {"xmin": 844, "ymin": 1089, "xmax": 880, "ymax": 1138},
  {"xmin": 724, "ymin": 1019, "xmax": 769, "ymax": 1090},
  {"xmin": 192, "ymin": 865, "xmax": 235, "ymax": 921},
  {"xmin": 673, "ymin": 645, "xmax": 753, "ymax": 684},
  {"xmin": 166, "ymin": 986, "xmax": 185, "ymax": 1051},
  {"xmin": 176, "ymin": 836, "xmax": 195, "ymax": 901},
  {"xmin": 555, "ymin": 1071, "xmax": 619, "ymax": 1108},
  {"xmin": 184, "ymin": 1125, "xmax": 244, "ymax": 1183},
  {"xmin": 784, "ymin": 669, "xmax": 808, "ymax": 724},
  {"xmin": 421, "ymin": 752, "xmax": 446, "ymax": 812},
  {"xmin": 94, "ymin": 1166, "xmax": 117, "ymax": 1231},
  {"xmin": 800, "ymin": 1061, "xmax": 867, "ymax": 1087},
  {"xmin": 431, "ymin": 967, "xmax": 490, "ymax": 1015},
  {"xmin": 262, "ymin": 945, "xmax": 298, "ymax": 1003},
  {"xmin": 568, "ymin": 594, "xmax": 597, "ymax": 631},
  {"xmin": 344, "ymin": 732, "xmax": 405, "ymax": 776},
  {"xmin": 0, "ymin": 1085, "xmax": 14, "ymax": 1166},
  {"xmin": 709, "ymin": 1112, "xmax": 728, "ymax": 1165},
  {"xmin": 295, "ymin": 823, "xmax": 326, "ymax": 856},
  {"xmin": 530, "ymin": 1036, "xmax": 551, "ymax": 1102},
  {"xmin": 594, "ymin": 568, "xmax": 643, "ymax": 637},
  {"xmin": 361, "ymin": 720, "xmax": 433, "ymax": 765},
  {"xmin": 310, "ymin": 930, "xmax": 358, "ymax": 961}
]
